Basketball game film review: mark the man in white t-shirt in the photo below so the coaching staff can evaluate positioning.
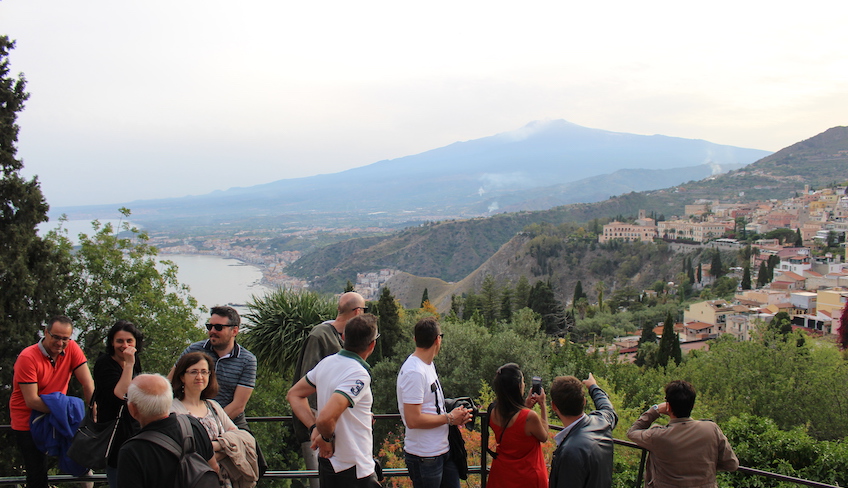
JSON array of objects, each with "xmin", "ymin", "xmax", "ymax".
[
  {"xmin": 397, "ymin": 317, "xmax": 473, "ymax": 488},
  {"xmin": 287, "ymin": 314, "xmax": 381, "ymax": 488}
]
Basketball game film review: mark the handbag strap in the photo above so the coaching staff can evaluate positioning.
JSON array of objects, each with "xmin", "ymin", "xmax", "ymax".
[
  {"xmin": 205, "ymin": 400, "xmax": 225, "ymax": 436},
  {"xmin": 104, "ymin": 402, "xmax": 125, "ymax": 458}
]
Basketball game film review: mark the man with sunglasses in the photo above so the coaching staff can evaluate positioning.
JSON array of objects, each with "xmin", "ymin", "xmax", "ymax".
[
  {"xmin": 10, "ymin": 315, "xmax": 95, "ymax": 488},
  {"xmin": 291, "ymin": 291, "xmax": 367, "ymax": 488},
  {"xmin": 169, "ymin": 306, "xmax": 263, "ymax": 473}
]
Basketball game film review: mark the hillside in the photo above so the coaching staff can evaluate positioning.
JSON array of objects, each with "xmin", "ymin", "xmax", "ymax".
[
  {"xmin": 289, "ymin": 126, "xmax": 848, "ymax": 293},
  {"xmin": 53, "ymin": 120, "xmax": 768, "ymax": 229}
]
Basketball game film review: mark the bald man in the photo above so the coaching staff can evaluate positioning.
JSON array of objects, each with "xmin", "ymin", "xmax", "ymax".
[
  {"xmin": 291, "ymin": 292, "xmax": 367, "ymax": 487},
  {"xmin": 117, "ymin": 374, "xmax": 216, "ymax": 488}
]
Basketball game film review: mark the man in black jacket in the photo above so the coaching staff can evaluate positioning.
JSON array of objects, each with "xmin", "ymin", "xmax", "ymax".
[{"xmin": 549, "ymin": 373, "xmax": 618, "ymax": 488}]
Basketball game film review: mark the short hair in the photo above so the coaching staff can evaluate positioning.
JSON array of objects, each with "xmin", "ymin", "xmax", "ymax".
[
  {"xmin": 171, "ymin": 352, "xmax": 219, "ymax": 401},
  {"xmin": 105, "ymin": 319, "xmax": 144, "ymax": 356},
  {"xmin": 665, "ymin": 380, "xmax": 696, "ymax": 418},
  {"xmin": 210, "ymin": 306, "xmax": 240, "ymax": 327},
  {"xmin": 493, "ymin": 363, "xmax": 525, "ymax": 426},
  {"xmin": 550, "ymin": 376, "xmax": 585, "ymax": 416},
  {"xmin": 46, "ymin": 315, "xmax": 73, "ymax": 331},
  {"xmin": 128, "ymin": 374, "xmax": 173, "ymax": 418},
  {"xmin": 343, "ymin": 314, "xmax": 378, "ymax": 354},
  {"xmin": 414, "ymin": 317, "xmax": 441, "ymax": 349}
]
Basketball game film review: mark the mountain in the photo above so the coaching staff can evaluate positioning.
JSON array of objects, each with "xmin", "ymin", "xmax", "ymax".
[
  {"xmin": 288, "ymin": 126, "xmax": 848, "ymax": 294},
  {"xmin": 54, "ymin": 120, "xmax": 768, "ymax": 228}
]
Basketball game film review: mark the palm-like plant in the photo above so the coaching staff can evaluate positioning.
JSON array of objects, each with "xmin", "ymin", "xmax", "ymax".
[{"xmin": 241, "ymin": 288, "xmax": 336, "ymax": 375}]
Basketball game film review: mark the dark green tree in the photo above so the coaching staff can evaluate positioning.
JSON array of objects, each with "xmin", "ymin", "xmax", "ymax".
[
  {"xmin": 656, "ymin": 312, "xmax": 681, "ymax": 367},
  {"xmin": 420, "ymin": 287, "xmax": 429, "ymax": 307},
  {"xmin": 514, "ymin": 275, "xmax": 531, "ymax": 310},
  {"xmin": 710, "ymin": 251, "xmax": 724, "ymax": 280},
  {"xmin": 572, "ymin": 280, "xmax": 584, "ymax": 307},
  {"xmin": 499, "ymin": 286, "xmax": 513, "ymax": 322},
  {"xmin": 757, "ymin": 261, "xmax": 769, "ymax": 287},
  {"xmin": 344, "ymin": 280, "xmax": 355, "ymax": 292},
  {"xmin": 767, "ymin": 255, "xmax": 780, "ymax": 281},
  {"xmin": 374, "ymin": 286, "xmax": 404, "ymax": 359},
  {"xmin": 480, "ymin": 275, "xmax": 500, "ymax": 327},
  {"xmin": 795, "ymin": 228, "xmax": 803, "ymax": 246},
  {"xmin": 696, "ymin": 263, "xmax": 702, "ymax": 284},
  {"xmin": 528, "ymin": 281, "xmax": 566, "ymax": 335},
  {"xmin": 634, "ymin": 321, "xmax": 658, "ymax": 367},
  {"xmin": 741, "ymin": 266, "xmax": 752, "ymax": 290},
  {"xmin": 769, "ymin": 311, "xmax": 794, "ymax": 337},
  {"xmin": 0, "ymin": 36, "xmax": 70, "ymax": 432}
]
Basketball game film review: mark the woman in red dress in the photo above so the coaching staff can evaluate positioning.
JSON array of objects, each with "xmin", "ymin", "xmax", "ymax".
[{"xmin": 488, "ymin": 363, "xmax": 549, "ymax": 488}]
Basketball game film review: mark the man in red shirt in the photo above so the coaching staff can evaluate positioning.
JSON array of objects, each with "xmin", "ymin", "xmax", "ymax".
[{"xmin": 10, "ymin": 315, "xmax": 94, "ymax": 488}]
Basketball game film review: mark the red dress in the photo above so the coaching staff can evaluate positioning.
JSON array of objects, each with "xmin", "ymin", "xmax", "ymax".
[{"xmin": 488, "ymin": 408, "xmax": 548, "ymax": 488}]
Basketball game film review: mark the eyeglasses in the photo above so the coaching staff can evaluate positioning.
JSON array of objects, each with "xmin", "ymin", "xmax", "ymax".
[
  {"xmin": 353, "ymin": 306, "xmax": 370, "ymax": 313},
  {"xmin": 206, "ymin": 323, "xmax": 235, "ymax": 331},
  {"xmin": 439, "ymin": 333, "xmax": 445, "ymax": 339},
  {"xmin": 186, "ymin": 370, "xmax": 211, "ymax": 377},
  {"xmin": 46, "ymin": 330, "xmax": 71, "ymax": 342},
  {"xmin": 371, "ymin": 332, "xmax": 381, "ymax": 342}
]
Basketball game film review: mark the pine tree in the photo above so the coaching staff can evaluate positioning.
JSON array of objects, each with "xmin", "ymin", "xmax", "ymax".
[
  {"xmin": 741, "ymin": 266, "xmax": 752, "ymax": 290},
  {"xmin": 656, "ymin": 312, "xmax": 681, "ymax": 367},
  {"xmin": 0, "ymin": 36, "xmax": 70, "ymax": 413},
  {"xmin": 572, "ymin": 280, "xmax": 584, "ymax": 307},
  {"xmin": 514, "ymin": 275, "xmax": 531, "ymax": 310},
  {"xmin": 344, "ymin": 280, "xmax": 355, "ymax": 292}
]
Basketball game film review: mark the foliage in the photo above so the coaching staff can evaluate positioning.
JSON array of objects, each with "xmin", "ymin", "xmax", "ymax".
[
  {"xmin": 741, "ymin": 266, "xmax": 751, "ymax": 290},
  {"xmin": 656, "ymin": 312, "xmax": 682, "ymax": 367},
  {"xmin": 48, "ymin": 211, "xmax": 203, "ymax": 375},
  {"xmin": 373, "ymin": 286, "xmax": 406, "ymax": 361},
  {"xmin": 241, "ymin": 287, "xmax": 336, "ymax": 375},
  {"xmin": 0, "ymin": 37, "xmax": 72, "ymax": 428}
]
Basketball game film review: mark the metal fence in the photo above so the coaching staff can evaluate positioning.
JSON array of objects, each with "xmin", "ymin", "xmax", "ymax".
[{"xmin": 0, "ymin": 413, "xmax": 840, "ymax": 487}]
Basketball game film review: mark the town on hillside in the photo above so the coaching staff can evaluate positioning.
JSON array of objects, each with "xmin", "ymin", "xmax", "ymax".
[{"xmin": 600, "ymin": 184, "xmax": 848, "ymax": 359}]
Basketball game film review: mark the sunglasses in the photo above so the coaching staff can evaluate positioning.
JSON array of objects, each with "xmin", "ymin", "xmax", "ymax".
[
  {"xmin": 353, "ymin": 306, "xmax": 370, "ymax": 313},
  {"xmin": 206, "ymin": 323, "xmax": 235, "ymax": 331}
]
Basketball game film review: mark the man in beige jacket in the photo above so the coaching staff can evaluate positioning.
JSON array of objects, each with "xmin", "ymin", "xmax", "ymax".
[{"xmin": 627, "ymin": 380, "xmax": 738, "ymax": 487}]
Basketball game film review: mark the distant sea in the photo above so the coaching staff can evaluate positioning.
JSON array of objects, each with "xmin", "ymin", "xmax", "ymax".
[{"xmin": 38, "ymin": 219, "xmax": 272, "ymax": 324}]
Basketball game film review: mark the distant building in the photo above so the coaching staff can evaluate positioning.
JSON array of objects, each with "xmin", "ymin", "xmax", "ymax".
[
  {"xmin": 657, "ymin": 220, "xmax": 726, "ymax": 243},
  {"xmin": 599, "ymin": 210, "xmax": 658, "ymax": 243}
]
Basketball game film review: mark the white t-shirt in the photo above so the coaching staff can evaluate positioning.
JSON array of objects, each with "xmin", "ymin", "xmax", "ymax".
[
  {"xmin": 306, "ymin": 350, "xmax": 374, "ymax": 477},
  {"xmin": 397, "ymin": 354, "xmax": 449, "ymax": 456}
]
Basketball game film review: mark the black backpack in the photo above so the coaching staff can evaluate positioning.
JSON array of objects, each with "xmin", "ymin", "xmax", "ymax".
[{"xmin": 135, "ymin": 414, "xmax": 220, "ymax": 488}]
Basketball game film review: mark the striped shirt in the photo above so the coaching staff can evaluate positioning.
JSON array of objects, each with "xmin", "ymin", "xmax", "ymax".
[{"xmin": 179, "ymin": 340, "xmax": 256, "ymax": 408}]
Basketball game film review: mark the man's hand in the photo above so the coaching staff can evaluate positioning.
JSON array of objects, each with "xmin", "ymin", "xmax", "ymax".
[
  {"xmin": 656, "ymin": 402, "xmax": 670, "ymax": 415},
  {"xmin": 582, "ymin": 373, "xmax": 598, "ymax": 389},
  {"xmin": 310, "ymin": 428, "xmax": 335, "ymax": 458},
  {"xmin": 449, "ymin": 405, "xmax": 473, "ymax": 426}
]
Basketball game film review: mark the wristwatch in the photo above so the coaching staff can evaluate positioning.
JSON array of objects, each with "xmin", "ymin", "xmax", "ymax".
[
  {"xmin": 308, "ymin": 424, "xmax": 317, "ymax": 434},
  {"xmin": 321, "ymin": 432, "xmax": 335, "ymax": 443},
  {"xmin": 651, "ymin": 404, "xmax": 659, "ymax": 411}
]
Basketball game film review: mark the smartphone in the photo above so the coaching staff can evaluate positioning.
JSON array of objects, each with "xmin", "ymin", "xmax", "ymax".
[{"xmin": 531, "ymin": 376, "xmax": 542, "ymax": 395}]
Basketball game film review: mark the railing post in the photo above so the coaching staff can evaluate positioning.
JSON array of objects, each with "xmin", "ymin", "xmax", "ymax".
[
  {"xmin": 635, "ymin": 448, "xmax": 647, "ymax": 488},
  {"xmin": 480, "ymin": 410, "xmax": 489, "ymax": 488}
]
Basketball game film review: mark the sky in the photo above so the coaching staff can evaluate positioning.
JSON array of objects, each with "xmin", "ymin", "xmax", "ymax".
[{"xmin": 2, "ymin": 1, "xmax": 847, "ymax": 208}]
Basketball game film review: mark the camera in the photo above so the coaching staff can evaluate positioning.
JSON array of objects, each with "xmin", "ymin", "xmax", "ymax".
[
  {"xmin": 531, "ymin": 376, "xmax": 542, "ymax": 395},
  {"xmin": 445, "ymin": 396, "xmax": 478, "ymax": 421}
]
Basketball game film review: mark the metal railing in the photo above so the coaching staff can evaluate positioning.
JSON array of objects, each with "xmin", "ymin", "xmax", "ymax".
[{"xmin": 0, "ymin": 413, "xmax": 841, "ymax": 487}]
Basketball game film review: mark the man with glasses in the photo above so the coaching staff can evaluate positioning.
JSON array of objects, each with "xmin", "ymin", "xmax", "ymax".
[
  {"xmin": 291, "ymin": 291, "xmax": 367, "ymax": 487},
  {"xmin": 397, "ymin": 317, "xmax": 472, "ymax": 488},
  {"xmin": 169, "ymin": 306, "xmax": 263, "ymax": 473},
  {"xmin": 10, "ymin": 315, "xmax": 95, "ymax": 488},
  {"xmin": 287, "ymin": 314, "xmax": 381, "ymax": 487}
]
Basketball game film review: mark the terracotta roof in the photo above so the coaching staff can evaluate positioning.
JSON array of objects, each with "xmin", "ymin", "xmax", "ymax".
[
  {"xmin": 777, "ymin": 271, "xmax": 805, "ymax": 281},
  {"xmin": 804, "ymin": 270, "xmax": 823, "ymax": 277},
  {"xmin": 684, "ymin": 321, "xmax": 714, "ymax": 330}
]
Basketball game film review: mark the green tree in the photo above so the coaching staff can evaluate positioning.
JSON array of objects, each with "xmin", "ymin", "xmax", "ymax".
[
  {"xmin": 528, "ymin": 280, "xmax": 567, "ymax": 335},
  {"xmin": 499, "ymin": 286, "xmax": 513, "ymax": 322},
  {"xmin": 420, "ymin": 287, "xmax": 429, "ymax": 307},
  {"xmin": 595, "ymin": 280, "xmax": 606, "ymax": 313},
  {"xmin": 656, "ymin": 312, "xmax": 681, "ymax": 367},
  {"xmin": 480, "ymin": 275, "xmax": 500, "ymax": 327},
  {"xmin": 572, "ymin": 280, "xmax": 585, "ymax": 307},
  {"xmin": 344, "ymin": 280, "xmax": 355, "ymax": 292},
  {"xmin": 769, "ymin": 311, "xmax": 793, "ymax": 336},
  {"xmin": 634, "ymin": 321, "xmax": 658, "ymax": 367},
  {"xmin": 374, "ymin": 286, "xmax": 404, "ymax": 360},
  {"xmin": 241, "ymin": 287, "xmax": 336, "ymax": 375},
  {"xmin": 710, "ymin": 250, "xmax": 724, "ymax": 280},
  {"xmin": 49, "ymin": 211, "xmax": 203, "ymax": 374},
  {"xmin": 741, "ymin": 265, "xmax": 752, "ymax": 290},
  {"xmin": 0, "ymin": 35, "xmax": 70, "ymax": 446},
  {"xmin": 794, "ymin": 228, "xmax": 803, "ymax": 246},
  {"xmin": 513, "ymin": 275, "xmax": 531, "ymax": 310},
  {"xmin": 696, "ymin": 262, "xmax": 702, "ymax": 284},
  {"xmin": 757, "ymin": 260, "xmax": 769, "ymax": 287}
]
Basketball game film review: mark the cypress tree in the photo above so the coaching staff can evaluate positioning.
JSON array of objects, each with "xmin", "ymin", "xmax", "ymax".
[
  {"xmin": 572, "ymin": 280, "xmax": 584, "ymax": 306},
  {"xmin": 420, "ymin": 287, "xmax": 429, "ymax": 307},
  {"xmin": 0, "ymin": 37, "xmax": 70, "ymax": 412},
  {"xmin": 656, "ymin": 312, "xmax": 681, "ymax": 367},
  {"xmin": 376, "ymin": 287, "xmax": 402, "ymax": 359},
  {"xmin": 757, "ymin": 261, "xmax": 769, "ymax": 287},
  {"xmin": 344, "ymin": 280, "xmax": 355, "ymax": 292},
  {"xmin": 741, "ymin": 266, "xmax": 752, "ymax": 290}
]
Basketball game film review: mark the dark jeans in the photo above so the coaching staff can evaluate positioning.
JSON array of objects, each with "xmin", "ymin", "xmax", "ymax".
[
  {"xmin": 317, "ymin": 457, "xmax": 381, "ymax": 488},
  {"xmin": 14, "ymin": 429, "xmax": 48, "ymax": 488},
  {"xmin": 404, "ymin": 451, "xmax": 460, "ymax": 488}
]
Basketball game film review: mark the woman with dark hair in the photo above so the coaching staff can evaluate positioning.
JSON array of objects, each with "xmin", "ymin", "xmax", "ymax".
[
  {"xmin": 170, "ymin": 352, "xmax": 238, "ymax": 464},
  {"xmin": 487, "ymin": 363, "xmax": 549, "ymax": 488},
  {"xmin": 93, "ymin": 319, "xmax": 144, "ymax": 488}
]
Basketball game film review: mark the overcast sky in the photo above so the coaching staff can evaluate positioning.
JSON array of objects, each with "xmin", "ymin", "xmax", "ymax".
[{"xmin": 3, "ymin": 1, "xmax": 847, "ymax": 208}]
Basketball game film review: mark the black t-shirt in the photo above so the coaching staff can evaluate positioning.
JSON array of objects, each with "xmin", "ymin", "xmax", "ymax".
[
  {"xmin": 93, "ymin": 352, "xmax": 142, "ymax": 466},
  {"xmin": 117, "ymin": 414, "xmax": 214, "ymax": 488}
]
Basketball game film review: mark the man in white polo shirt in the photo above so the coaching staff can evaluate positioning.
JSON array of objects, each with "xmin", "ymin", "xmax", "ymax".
[
  {"xmin": 287, "ymin": 314, "xmax": 380, "ymax": 488},
  {"xmin": 397, "ymin": 317, "xmax": 473, "ymax": 488}
]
